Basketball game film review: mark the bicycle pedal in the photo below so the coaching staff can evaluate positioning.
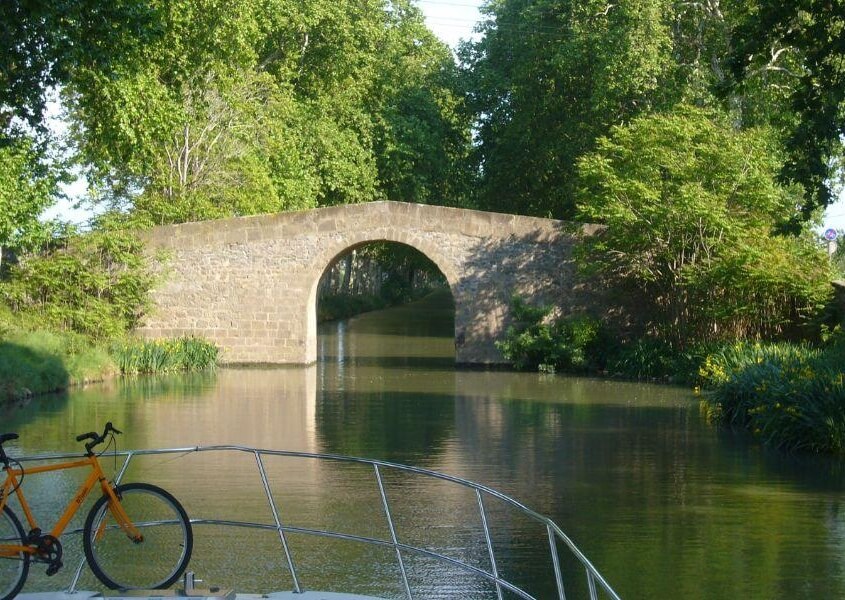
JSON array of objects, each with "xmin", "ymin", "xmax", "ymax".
[{"xmin": 45, "ymin": 561, "xmax": 62, "ymax": 576}]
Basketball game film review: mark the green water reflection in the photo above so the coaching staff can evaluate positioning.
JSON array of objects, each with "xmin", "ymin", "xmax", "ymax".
[{"xmin": 3, "ymin": 292, "xmax": 845, "ymax": 599}]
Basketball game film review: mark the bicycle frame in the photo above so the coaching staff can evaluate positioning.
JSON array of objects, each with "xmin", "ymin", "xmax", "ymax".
[{"xmin": 0, "ymin": 454, "xmax": 142, "ymax": 559}]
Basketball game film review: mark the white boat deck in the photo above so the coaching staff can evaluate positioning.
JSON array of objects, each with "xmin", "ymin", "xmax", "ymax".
[{"xmin": 20, "ymin": 592, "xmax": 385, "ymax": 600}]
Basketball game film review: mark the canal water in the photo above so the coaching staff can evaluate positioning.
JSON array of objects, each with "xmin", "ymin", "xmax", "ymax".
[{"xmin": 3, "ymin": 292, "xmax": 845, "ymax": 599}]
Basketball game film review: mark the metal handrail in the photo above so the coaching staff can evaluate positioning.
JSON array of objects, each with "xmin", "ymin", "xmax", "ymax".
[{"xmin": 14, "ymin": 445, "xmax": 622, "ymax": 600}]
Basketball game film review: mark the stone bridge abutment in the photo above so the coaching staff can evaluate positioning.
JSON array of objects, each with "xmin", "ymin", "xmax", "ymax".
[{"xmin": 139, "ymin": 201, "xmax": 597, "ymax": 364}]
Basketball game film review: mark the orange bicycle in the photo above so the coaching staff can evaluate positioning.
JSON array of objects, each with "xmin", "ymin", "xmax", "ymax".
[{"xmin": 0, "ymin": 423, "xmax": 192, "ymax": 599}]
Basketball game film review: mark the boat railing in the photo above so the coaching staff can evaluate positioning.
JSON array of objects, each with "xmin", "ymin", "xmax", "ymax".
[{"xmin": 15, "ymin": 445, "xmax": 622, "ymax": 600}]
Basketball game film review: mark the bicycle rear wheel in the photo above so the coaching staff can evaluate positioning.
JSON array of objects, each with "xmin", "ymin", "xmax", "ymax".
[
  {"xmin": 0, "ymin": 506, "xmax": 29, "ymax": 600},
  {"xmin": 83, "ymin": 483, "xmax": 192, "ymax": 590}
]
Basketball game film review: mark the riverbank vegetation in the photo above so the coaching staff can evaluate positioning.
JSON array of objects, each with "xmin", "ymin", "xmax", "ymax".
[
  {"xmin": 2, "ymin": 1, "xmax": 844, "ymax": 449},
  {"xmin": 112, "ymin": 337, "xmax": 219, "ymax": 376},
  {"xmin": 1, "ymin": 300, "xmax": 218, "ymax": 402},
  {"xmin": 700, "ymin": 339, "xmax": 845, "ymax": 454}
]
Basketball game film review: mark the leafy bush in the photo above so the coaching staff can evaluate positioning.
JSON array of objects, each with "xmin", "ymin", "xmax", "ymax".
[
  {"xmin": 576, "ymin": 106, "xmax": 835, "ymax": 347},
  {"xmin": 700, "ymin": 339, "xmax": 845, "ymax": 453},
  {"xmin": 1, "ymin": 222, "xmax": 154, "ymax": 340},
  {"xmin": 496, "ymin": 296, "xmax": 604, "ymax": 373},
  {"xmin": 605, "ymin": 338, "xmax": 677, "ymax": 380}
]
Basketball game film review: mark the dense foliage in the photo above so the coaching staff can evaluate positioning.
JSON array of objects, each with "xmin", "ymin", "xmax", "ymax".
[
  {"xmin": 0, "ymin": 137, "xmax": 60, "ymax": 267},
  {"xmin": 576, "ymin": 107, "xmax": 835, "ymax": 347},
  {"xmin": 1, "ymin": 223, "xmax": 155, "ymax": 339},
  {"xmin": 61, "ymin": 0, "xmax": 471, "ymax": 223},
  {"xmin": 461, "ymin": 0, "xmax": 843, "ymax": 221},
  {"xmin": 461, "ymin": 0, "xmax": 677, "ymax": 217},
  {"xmin": 496, "ymin": 296, "xmax": 710, "ymax": 381},
  {"xmin": 727, "ymin": 0, "xmax": 845, "ymax": 224},
  {"xmin": 700, "ymin": 338, "xmax": 845, "ymax": 453},
  {"xmin": 495, "ymin": 297, "xmax": 605, "ymax": 373}
]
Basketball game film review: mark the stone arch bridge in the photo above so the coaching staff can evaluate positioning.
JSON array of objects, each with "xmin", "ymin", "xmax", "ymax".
[{"xmin": 139, "ymin": 201, "xmax": 598, "ymax": 364}]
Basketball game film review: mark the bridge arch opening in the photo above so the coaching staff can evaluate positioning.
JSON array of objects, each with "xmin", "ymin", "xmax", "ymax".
[{"xmin": 307, "ymin": 240, "xmax": 456, "ymax": 363}]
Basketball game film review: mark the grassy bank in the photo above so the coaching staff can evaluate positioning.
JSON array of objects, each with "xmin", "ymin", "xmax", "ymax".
[
  {"xmin": 0, "ymin": 329, "xmax": 117, "ymax": 400},
  {"xmin": 1, "ymin": 327, "xmax": 218, "ymax": 404}
]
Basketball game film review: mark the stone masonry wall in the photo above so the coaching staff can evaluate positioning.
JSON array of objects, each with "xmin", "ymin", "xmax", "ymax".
[{"xmin": 138, "ymin": 201, "xmax": 599, "ymax": 364}]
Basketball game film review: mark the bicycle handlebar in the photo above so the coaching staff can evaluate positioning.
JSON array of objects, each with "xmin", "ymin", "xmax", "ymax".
[
  {"xmin": 0, "ymin": 433, "xmax": 18, "ymax": 467},
  {"xmin": 78, "ymin": 422, "xmax": 122, "ymax": 455}
]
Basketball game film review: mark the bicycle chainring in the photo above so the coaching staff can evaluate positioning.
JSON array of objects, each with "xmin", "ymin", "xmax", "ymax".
[{"xmin": 36, "ymin": 534, "xmax": 63, "ymax": 576}]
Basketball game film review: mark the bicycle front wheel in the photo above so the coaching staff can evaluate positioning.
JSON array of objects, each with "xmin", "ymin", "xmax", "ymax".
[
  {"xmin": 0, "ymin": 506, "xmax": 29, "ymax": 600},
  {"xmin": 83, "ymin": 483, "xmax": 193, "ymax": 590}
]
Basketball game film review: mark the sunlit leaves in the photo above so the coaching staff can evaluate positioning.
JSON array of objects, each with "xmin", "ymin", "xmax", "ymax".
[
  {"xmin": 64, "ymin": 0, "xmax": 470, "ymax": 223},
  {"xmin": 462, "ymin": 0, "xmax": 677, "ymax": 218},
  {"xmin": 576, "ymin": 106, "xmax": 835, "ymax": 345},
  {"xmin": 0, "ymin": 137, "xmax": 59, "ymax": 255},
  {"xmin": 727, "ymin": 0, "xmax": 845, "ymax": 220}
]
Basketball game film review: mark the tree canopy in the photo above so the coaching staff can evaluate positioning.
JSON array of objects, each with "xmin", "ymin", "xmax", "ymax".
[
  {"xmin": 60, "ymin": 0, "xmax": 472, "ymax": 224},
  {"xmin": 461, "ymin": 0, "xmax": 843, "ymax": 221},
  {"xmin": 576, "ymin": 107, "xmax": 834, "ymax": 345},
  {"xmin": 726, "ymin": 0, "xmax": 845, "ymax": 225}
]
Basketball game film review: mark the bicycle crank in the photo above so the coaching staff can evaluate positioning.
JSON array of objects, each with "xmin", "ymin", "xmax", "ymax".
[{"xmin": 35, "ymin": 533, "xmax": 63, "ymax": 576}]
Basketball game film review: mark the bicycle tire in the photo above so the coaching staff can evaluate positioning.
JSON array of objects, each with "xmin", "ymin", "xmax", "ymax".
[
  {"xmin": 83, "ymin": 483, "xmax": 192, "ymax": 590},
  {"xmin": 0, "ymin": 506, "xmax": 29, "ymax": 600}
]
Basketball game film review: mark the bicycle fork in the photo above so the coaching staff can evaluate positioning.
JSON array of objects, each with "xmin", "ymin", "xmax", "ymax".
[{"xmin": 93, "ymin": 486, "xmax": 144, "ymax": 544}]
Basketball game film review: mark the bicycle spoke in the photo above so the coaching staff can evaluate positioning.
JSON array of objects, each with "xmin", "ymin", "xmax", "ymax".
[
  {"xmin": 0, "ymin": 508, "xmax": 29, "ymax": 600},
  {"xmin": 84, "ymin": 484, "xmax": 192, "ymax": 590}
]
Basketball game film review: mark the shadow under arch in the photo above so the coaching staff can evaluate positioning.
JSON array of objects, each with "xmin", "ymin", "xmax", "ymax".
[{"xmin": 305, "ymin": 236, "xmax": 459, "ymax": 363}]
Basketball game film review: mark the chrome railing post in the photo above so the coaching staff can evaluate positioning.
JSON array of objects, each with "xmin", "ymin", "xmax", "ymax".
[
  {"xmin": 547, "ymin": 524, "xmax": 566, "ymax": 600},
  {"xmin": 254, "ymin": 451, "xmax": 301, "ymax": 593},
  {"xmin": 476, "ymin": 490, "xmax": 503, "ymax": 600},
  {"xmin": 68, "ymin": 452, "xmax": 135, "ymax": 593},
  {"xmin": 586, "ymin": 568, "xmax": 598, "ymax": 600},
  {"xmin": 374, "ymin": 464, "xmax": 412, "ymax": 600}
]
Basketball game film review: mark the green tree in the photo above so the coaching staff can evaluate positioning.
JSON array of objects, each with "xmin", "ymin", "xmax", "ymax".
[
  {"xmin": 0, "ymin": 0, "xmax": 158, "ymax": 131},
  {"xmin": 0, "ymin": 137, "xmax": 59, "ymax": 268},
  {"xmin": 1, "ymin": 217, "xmax": 154, "ymax": 339},
  {"xmin": 576, "ymin": 106, "xmax": 834, "ymax": 346},
  {"xmin": 726, "ymin": 0, "xmax": 845, "ymax": 225},
  {"xmin": 369, "ymin": 1, "xmax": 473, "ymax": 206},
  {"xmin": 460, "ymin": 0, "xmax": 819, "ymax": 221},
  {"xmin": 462, "ymin": 0, "xmax": 677, "ymax": 218},
  {"xmin": 64, "ymin": 0, "xmax": 470, "ymax": 223}
]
